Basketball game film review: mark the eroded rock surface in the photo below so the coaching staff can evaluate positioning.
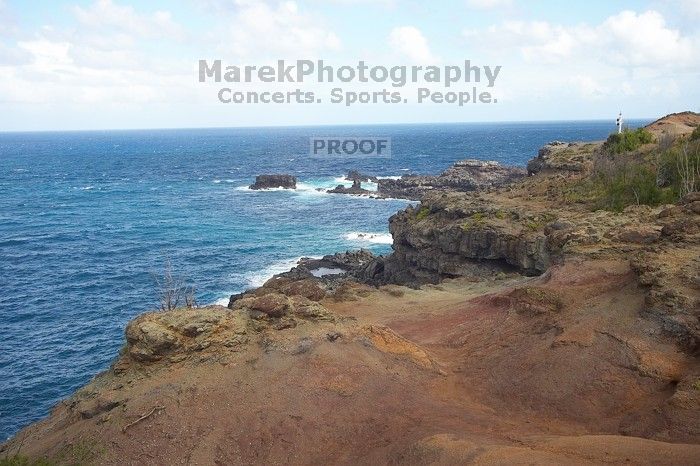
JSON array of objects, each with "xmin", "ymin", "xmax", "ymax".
[{"xmin": 376, "ymin": 159, "xmax": 525, "ymax": 200}]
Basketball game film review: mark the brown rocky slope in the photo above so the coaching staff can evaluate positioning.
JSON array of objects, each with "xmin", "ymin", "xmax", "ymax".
[{"xmin": 2, "ymin": 113, "xmax": 699, "ymax": 465}]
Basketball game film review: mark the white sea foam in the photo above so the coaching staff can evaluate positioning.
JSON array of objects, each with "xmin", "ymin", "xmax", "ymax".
[
  {"xmin": 211, "ymin": 255, "xmax": 323, "ymax": 306},
  {"xmin": 295, "ymin": 182, "xmax": 331, "ymax": 196},
  {"xmin": 235, "ymin": 185, "xmax": 289, "ymax": 192},
  {"xmin": 367, "ymin": 182, "xmax": 379, "ymax": 191},
  {"xmin": 245, "ymin": 256, "xmax": 322, "ymax": 288},
  {"xmin": 234, "ymin": 176, "xmax": 414, "ymax": 198},
  {"xmin": 213, "ymin": 296, "xmax": 233, "ymax": 306},
  {"xmin": 344, "ymin": 232, "xmax": 393, "ymax": 244},
  {"xmin": 310, "ymin": 267, "xmax": 346, "ymax": 277}
]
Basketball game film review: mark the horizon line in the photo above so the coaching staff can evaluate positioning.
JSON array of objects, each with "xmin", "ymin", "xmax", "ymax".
[{"xmin": 0, "ymin": 116, "xmax": 657, "ymax": 134}]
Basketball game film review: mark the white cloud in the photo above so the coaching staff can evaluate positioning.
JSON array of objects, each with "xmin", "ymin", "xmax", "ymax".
[
  {"xmin": 568, "ymin": 75, "xmax": 607, "ymax": 98},
  {"xmin": 203, "ymin": 0, "xmax": 341, "ymax": 59},
  {"xmin": 0, "ymin": 1, "xmax": 193, "ymax": 106},
  {"xmin": 72, "ymin": 0, "xmax": 184, "ymax": 40},
  {"xmin": 226, "ymin": 0, "xmax": 340, "ymax": 60},
  {"xmin": 677, "ymin": 0, "xmax": 700, "ymax": 17},
  {"xmin": 463, "ymin": 10, "xmax": 697, "ymax": 68},
  {"xmin": 388, "ymin": 26, "xmax": 437, "ymax": 63},
  {"xmin": 466, "ymin": 0, "xmax": 513, "ymax": 10},
  {"xmin": 600, "ymin": 10, "xmax": 694, "ymax": 66}
]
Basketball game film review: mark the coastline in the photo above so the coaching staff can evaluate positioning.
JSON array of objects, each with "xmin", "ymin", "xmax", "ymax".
[{"xmin": 2, "ymin": 113, "xmax": 700, "ymax": 464}]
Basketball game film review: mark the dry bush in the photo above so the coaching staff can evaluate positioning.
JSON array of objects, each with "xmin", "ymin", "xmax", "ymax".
[{"xmin": 153, "ymin": 260, "xmax": 197, "ymax": 311}]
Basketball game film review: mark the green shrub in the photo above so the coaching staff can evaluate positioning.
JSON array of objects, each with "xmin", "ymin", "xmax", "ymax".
[
  {"xmin": 0, "ymin": 456, "xmax": 55, "ymax": 466},
  {"xmin": 415, "ymin": 205, "xmax": 430, "ymax": 220},
  {"xmin": 690, "ymin": 126, "xmax": 700, "ymax": 141},
  {"xmin": 593, "ymin": 162, "xmax": 674, "ymax": 211},
  {"xmin": 660, "ymin": 140, "xmax": 700, "ymax": 197},
  {"xmin": 470, "ymin": 211, "xmax": 485, "ymax": 222},
  {"xmin": 460, "ymin": 211, "xmax": 489, "ymax": 230},
  {"xmin": 524, "ymin": 213, "xmax": 557, "ymax": 231},
  {"xmin": 604, "ymin": 128, "xmax": 654, "ymax": 154}
]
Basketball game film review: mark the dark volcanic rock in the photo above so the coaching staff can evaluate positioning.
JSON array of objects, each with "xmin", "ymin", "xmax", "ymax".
[
  {"xmin": 249, "ymin": 174, "xmax": 297, "ymax": 190},
  {"xmin": 377, "ymin": 159, "xmax": 525, "ymax": 200},
  {"xmin": 346, "ymin": 170, "xmax": 378, "ymax": 183},
  {"xmin": 526, "ymin": 141, "xmax": 594, "ymax": 175},
  {"xmin": 228, "ymin": 250, "xmax": 378, "ymax": 307},
  {"xmin": 327, "ymin": 179, "xmax": 373, "ymax": 195},
  {"xmin": 286, "ymin": 250, "xmax": 377, "ymax": 280},
  {"xmin": 358, "ymin": 193, "xmax": 552, "ymax": 287}
]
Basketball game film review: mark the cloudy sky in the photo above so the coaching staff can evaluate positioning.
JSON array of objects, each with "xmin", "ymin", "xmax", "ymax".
[{"xmin": 0, "ymin": 0, "xmax": 698, "ymax": 131}]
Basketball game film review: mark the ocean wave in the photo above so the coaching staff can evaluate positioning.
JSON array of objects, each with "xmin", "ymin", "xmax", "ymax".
[
  {"xmin": 344, "ymin": 232, "xmax": 393, "ymax": 244},
  {"xmin": 236, "ymin": 185, "xmax": 286, "ymax": 192},
  {"xmin": 295, "ymin": 182, "xmax": 331, "ymax": 196},
  {"xmin": 235, "ymin": 178, "xmax": 337, "ymax": 196},
  {"xmin": 210, "ymin": 256, "xmax": 323, "ymax": 306},
  {"xmin": 213, "ymin": 179, "xmax": 237, "ymax": 184},
  {"xmin": 213, "ymin": 296, "xmax": 234, "ymax": 307},
  {"xmin": 243, "ymin": 256, "xmax": 322, "ymax": 289},
  {"xmin": 234, "ymin": 176, "xmax": 414, "ymax": 197}
]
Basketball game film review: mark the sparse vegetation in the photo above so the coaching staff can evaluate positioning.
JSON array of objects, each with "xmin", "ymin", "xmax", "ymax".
[
  {"xmin": 665, "ymin": 140, "xmax": 700, "ymax": 197},
  {"xmin": 415, "ymin": 205, "xmax": 430, "ymax": 220},
  {"xmin": 596, "ymin": 162, "xmax": 673, "ymax": 211},
  {"xmin": 525, "ymin": 220, "xmax": 541, "ymax": 231},
  {"xmin": 0, "ymin": 438, "xmax": 103, "ymax": 466},
  {"xmin": 0, "ymin": 457, "xmax": 55, "ymax": 466},
  {"xmin": 524, "ymin": 213, "xmax": 557, "ymax": 231},
  {"xmin": 690, "ymin": 126, "xmax": 700, "ymax": 141},
  {"xmin": 153, "ymin": 260, "xmax": 197, "ymax": 311},
  {"xmin": 569, "ymin": 134, "xmax": 699, "ymax": 211},
  {"xmin": 603, "ymin": 127, "xmax": 654, "ymax": 155},
  {"xmin": 461, "ymin": 211, "xmax": 488, "ymax": 230},
  {"xmin": 470, "ymin": 211, "xmax": 485, "ymax": 222}
]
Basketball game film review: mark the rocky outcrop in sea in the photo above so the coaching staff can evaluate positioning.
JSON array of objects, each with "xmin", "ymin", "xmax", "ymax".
[
  {"xmin": 249, "ymin": 174, "xmax": 297, "ymax": 190},
  {"xmin": 327, "ymin": 179, "xmax": 373, "ymax": 195},
  {"xmin": 376, "ymin": 159, "xmax": 526, "ymax": 200}
]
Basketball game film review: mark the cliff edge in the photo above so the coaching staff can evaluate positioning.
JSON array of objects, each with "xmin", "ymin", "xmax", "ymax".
[{"xmin": 2, "ymin": 113, "xmax": 699, "ymax": 465}]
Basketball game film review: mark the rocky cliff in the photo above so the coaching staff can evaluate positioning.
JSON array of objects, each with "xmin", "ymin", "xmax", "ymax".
[
  {"xmin": 376, "ymin": 159, "xmax": 526, "ymax": 200},
  {"xmin": 360, "ymin": 131, "xmax": 699, "ymax": 354},
  {"xmin": 3, "ymin": 113, "xmax": 699, "ymax": 465}
]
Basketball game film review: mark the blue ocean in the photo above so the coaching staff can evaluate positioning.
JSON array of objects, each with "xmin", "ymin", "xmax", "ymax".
[{"xmin": 0, "ymin": 120, "xmax": 649, "ymax": 440}]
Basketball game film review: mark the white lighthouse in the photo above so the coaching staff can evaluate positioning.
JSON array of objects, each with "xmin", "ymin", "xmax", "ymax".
[{"xmin": 616, "ymin": 111, "xmax": 623, "ymax": 134}]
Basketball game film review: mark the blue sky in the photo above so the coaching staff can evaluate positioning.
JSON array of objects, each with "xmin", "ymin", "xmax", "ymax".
[{"xmin": 0, "ymin": 0, "xmax": 698, "ymax": 130}]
